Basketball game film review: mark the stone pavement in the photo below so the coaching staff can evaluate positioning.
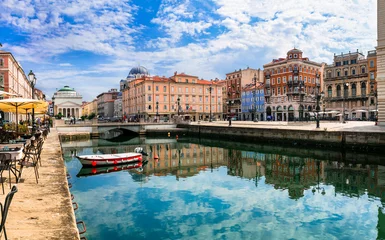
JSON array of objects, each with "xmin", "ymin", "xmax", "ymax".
[
  {"xmin": 190, "ymin": 120, "xmax": 385, "ymax": 133},
  {"xmin": 0, "ymin": 129, "xmax": 79, "ymax": 240}
]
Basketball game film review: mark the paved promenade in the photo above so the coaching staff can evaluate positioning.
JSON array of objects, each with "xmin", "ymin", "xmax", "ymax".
[
  {"xmin": 190, "ymin": 120, "xmax": 385, "ymax": 133},
  {"xmin": 1, "ymin": 129, "xmax": 79, "ymax": 240}
]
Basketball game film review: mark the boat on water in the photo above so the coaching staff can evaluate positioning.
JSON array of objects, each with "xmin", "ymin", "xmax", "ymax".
[
  {"xmin": 76, "ymin": 161, "xmax": 144, "ymax": 177},
  {"xmin": 76, "ymin": 147, "xmax": 147, "ymax": 167}
]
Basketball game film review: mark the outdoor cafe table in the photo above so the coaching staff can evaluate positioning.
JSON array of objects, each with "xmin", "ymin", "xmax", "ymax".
[{"xmin": 0, "ymin": 143, "xmax": 26, "ymax": 183}]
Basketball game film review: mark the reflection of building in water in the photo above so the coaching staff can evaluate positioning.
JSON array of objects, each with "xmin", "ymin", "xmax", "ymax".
[
  {"xmin": 227, "ymin": 150, "xmax": 266, "ymax": 180},
  {"xmin": 264, "ymin": 155, "xmax": 320, "ymax": 199},
  {"xmin": 142, "ymin": 143, "xmax": 227, "ymax": 180}
]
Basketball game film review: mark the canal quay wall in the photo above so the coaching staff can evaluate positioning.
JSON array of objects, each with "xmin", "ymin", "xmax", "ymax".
[
  {"xmin": 181, "ymin": 121, "xmax": 385, "ymax": 152},
  {"xmin": 4, "ymin": 128, "xmax": 79, "ymax": 240}
]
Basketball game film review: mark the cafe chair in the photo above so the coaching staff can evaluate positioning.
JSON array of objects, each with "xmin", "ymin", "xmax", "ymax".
[
  {"xmin": 0, "ymin": 185, "xmax": 18, "ymax": 240},
  {"xmin": 0, "ymin": 154, "xmax": 13, "ymax": 194},
  {"xmin": 18, "ymin": 146, "xmax": 39, "ymax": 184}
]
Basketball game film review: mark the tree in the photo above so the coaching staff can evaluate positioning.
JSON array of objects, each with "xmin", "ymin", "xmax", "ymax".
[{"xmin": 88, "ymin": 112, "xmax": 96, "ymax": 120}]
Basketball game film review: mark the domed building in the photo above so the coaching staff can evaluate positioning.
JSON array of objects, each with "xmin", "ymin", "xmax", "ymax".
[
  {"xmin": 52, "ymin": 86, "xmax": 83, "ymax": 118},
  {"xmin": 121, "ymin": 66, "xmax": 150, "ymax": 91}
]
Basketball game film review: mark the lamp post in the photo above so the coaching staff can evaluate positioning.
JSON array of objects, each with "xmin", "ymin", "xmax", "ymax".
[
  {"xmin": 253, "ymin": 73, "xmax": 258, "ymax": 122},
  {"xmin": 342, "ymin": 77, "xmax": 349, "ymax": 124},
  {"xmin": 156, "ymin": 101, "xmax": 159, "ymax": 122},
  {"xmin": 208, "ymin": 84, "xmax": 213, "ymax": 122},
  {"xmin": 28, "ymin": 70, "xmax": 37, "ymax": 133},
  {"xmin": 227, "ymin": 101, "xmax": 232, "ymax": 126},
  {"xmin": 177, "ymin": 97, "xmax": 180, "ymax": 116}
]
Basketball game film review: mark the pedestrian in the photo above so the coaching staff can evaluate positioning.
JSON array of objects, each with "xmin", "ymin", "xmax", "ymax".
[{"xmin": 73, "ymin": 115, "xmax": 76, "ymax": 124}]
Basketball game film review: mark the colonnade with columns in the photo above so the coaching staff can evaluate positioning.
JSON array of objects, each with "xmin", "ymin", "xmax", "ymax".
[{"xmin": 55, "ymin": 106, "xmax": 81, "ymax": 118}]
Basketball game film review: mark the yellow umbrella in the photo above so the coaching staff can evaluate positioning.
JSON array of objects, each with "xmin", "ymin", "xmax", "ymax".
[{"xmin": 0, "ymin": 98, "xmax": 42, "ymax": 133}]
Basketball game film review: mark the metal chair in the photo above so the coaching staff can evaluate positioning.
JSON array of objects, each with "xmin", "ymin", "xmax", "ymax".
[
  {"xmin": 0, "ymin": 154, "xmax": 13, "ymax": 194},
  {"xmin": 18, "ymin": 145, "xmax": 39, "ymax": 184},
  {"xmin": 0, "ymin": 185, "xmax": 18, "ymax": 240}
]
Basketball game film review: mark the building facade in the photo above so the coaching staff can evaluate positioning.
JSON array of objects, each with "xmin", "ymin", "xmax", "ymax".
[
  {"xmin": 97, "ymin": 89, "xmax": 118, "ymax": 118},
  {"xmin": 52, "ymin": 86, "xmax": 83, "ymax": 118},
  {"xmin": 378, "ymin": 0, "xmax": 385, "ymax": 125},
  {"xmin": 122, "ymin": 71, "xmax": 223, "ymax": 122},
  {"xmin": 241, "ymin": 83, "xmax": 265, "ymax": 121},
  {"xmin": 225, "ymin": 67, "xmax": 263, "ymax": 120},
  {"xmin": 263, "ymin": 48, "xmax": 324, "ymax": 121},
  {"xmin": 114, "ymin": 92, "xmax": 123, "ymax": 118},
  {"xmin": 0, "ymin": 50, "xmax": 33, "ymax": 122},
  {"xmin": 323, "ymin": 50, "xmax": 375, "ymax": 120}
]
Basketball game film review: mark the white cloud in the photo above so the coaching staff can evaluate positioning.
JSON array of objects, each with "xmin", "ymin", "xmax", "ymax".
[
  {"xmin": 59, "ymin": 63, "xmax": 72, "ymax": 67},
  {"xmin": 0, "ymin": 0, "xmax": 377, "ymax": 101}
]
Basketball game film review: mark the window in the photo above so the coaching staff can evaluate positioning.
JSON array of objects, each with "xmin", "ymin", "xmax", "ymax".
[
  {"xmin": 289, "ymin": 76, "xmax": 292, "ymax": 81},
  {"xmin": 156, "ymin": 86, "xmax": 159, "ymax": 91},
  {"xmin": 289, "ymin": 67, "xmax": 292, "ymax": 71},
  {"xmin": 337, "ymin": 85, "xmax": 341, "ymax": 97},
  {"xmin": 370, "ymin": 60, "xmax": 374, "ymax": 68},
  {"xmin": 278, "ymin": 87, "xmax": 281, "ymax": 94},
  {"xmin": 163, "ymin": 86, "xmax": 167, "ymax": 92},
  {"xmin": 148, "ymin": 86, "xmax": 151, "ymax": 91},
  {"xmin": 328, "ymin": 86, "xmax": 332, "ymax": 97},
  {"xmin": 192, "ymin": 88, "xmax": 195, "ymax": 93},
  {"xmin": 304, "ymin": 77, "xmax": 307, "ymax": 83},
  {"xmin": 148, "ymin": 105, "xmax": 152, "ymax": 110},
  {"xmin": 283, "ymin": 86, "xmax": 286, "ymax": 94},
  {"xmin": 351, "ymin": 83, "xmax": 356, "ymax": 96},
  {"xmin": 148, "ymin": 95, "xmax": 152, "ymax": 101},
  {"xmin": 199, "ymin": 96, "xmax": 202, "ymax": 102},
  {"xmin": 337, "ymin": 71, "xmax": 340, "ymax": 77},
  {"xmin": 164, "ymin": 96, "xmax": 167, "ymax": 102},
  {"xmin": 171, "ymin": 86, "xmax": 174, "ymax": 92},
  {"xmin": 277, "ymin": 78, "xmax": 281, "ymax": 84},
  {"xmin": 289, "ymin": 55, "xmax": 292, "ymax": 59},
  {"xmin": 272, "ymin": 78, "xmax": 275, "ymax": 85},
  {"xmin": 361, "ymin": 82, "xmax": 366, "ymax": 96},
  {"xmin": 362, "ymin": 67, "xmax": 366, "ymax": 74},
  {"xmin": 351, "ymin": 59, "xmax": 357, "ymax": 64},
  {"xmin": 345, "ymin": 70, "xmax": 348, "ymax": 76},
  {"xmin": 294, "ymin": 54, "xmax": 297, "ymax": 58},
  {"xmin": 343, "ymin": 60, "xmax": 349, "ymax": 65},
  {"xmin": 178, "ymin": 78, "xmax": 181, "ymax": 82},
  {"xmin": 178, "ymin": 87, "xmax": 182, "ymax": 93},
  {"xmin": 336, "ymin": 62, "xmax": 342, "ymax": 66},
  {"xmin": 344, "ymin": 84, "xmax": 349, "ymax": 97},
  {"xmin": 283, "ymin": 77, "xmax": 286, "ymax": 83},
  {"xmin": 186, "ymin": 87, "xmax": 189, "ymax": 93},
  {"xmin": 370, "ymin": 72, "xmax": 375, "ymax": 80},
  {"xmin": 164, "ymin": 105, "xmax": 167, "ymax": 110},
  {"xmin": 352, "ymin": 69, "xmax": 356, "ymax": 75},
  {"xmin": 328, "ymin": 72, "xmax": 332, "ymax": 78},
  {"xmin": 186, "ymin": 79, "xmax": 189, "ymax": 83}
]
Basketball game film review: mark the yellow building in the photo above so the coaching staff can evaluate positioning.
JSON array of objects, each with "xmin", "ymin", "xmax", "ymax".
[{"xmin": 122, "ymin": 72, "xmax": 223, "ymax": 122}]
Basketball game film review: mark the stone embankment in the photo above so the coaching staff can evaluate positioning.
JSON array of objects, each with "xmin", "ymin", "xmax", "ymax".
[{"xmin": 2, "ymin": 129, "xmax": 79, "ymax": 240}]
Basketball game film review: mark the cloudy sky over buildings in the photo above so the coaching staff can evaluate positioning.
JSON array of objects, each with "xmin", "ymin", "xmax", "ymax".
[{"xmin": 0, "ymin": 0, "xmax": 377, "ymax": 101}]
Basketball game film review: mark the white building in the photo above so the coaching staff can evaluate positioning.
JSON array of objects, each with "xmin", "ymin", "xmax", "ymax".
[
  {"xmin": 52, "ymin": 86, "xmax": 83, "ymax": 118},
  {"xmin": 114, "ymin": 92, "xmax": 123, "ymax": 118}
]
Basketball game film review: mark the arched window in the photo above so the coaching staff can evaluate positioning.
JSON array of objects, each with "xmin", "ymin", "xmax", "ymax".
[
  {"xmin": 337, "ymin": 70, "xmax": 340, "ymax": 77},
  {"xmin": 337, "ymin": 85, "xmax": 341, "ymax": 97},
  {"xmin": 361, "ymin": 67, "xmax": 366, "ymax": 74},
  {"xmin": 361, "ymin": 82, "xmax": 366, "ymax": 96},
  {"xmin": 344, "ymin": 84, "xmax": 349, "ymax": 98},
  {"xmin": 351, "ymin": 83, "xmax": 356, "ymax": 96},
  {"xmin": 352, "ymin": 68, "xmax": 356, "ymax": 75},
  {"xmin": 328, "ymin": 71, "xmax": 332, "ymax": 78},
  {"xmin": 328, "ymin": 86, "xmax": 332, "ymax": 97}
]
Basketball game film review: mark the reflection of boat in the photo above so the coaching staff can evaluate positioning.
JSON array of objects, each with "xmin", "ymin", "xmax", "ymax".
[
  {"xmin": 76, "ymin": 147, "xmax": 147, "ymax": 167},
  {"xmin": 76, "ymin": 162, "xmax": 143, "ymax": 177}
]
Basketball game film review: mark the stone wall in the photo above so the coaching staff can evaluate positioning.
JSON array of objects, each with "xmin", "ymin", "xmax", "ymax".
[{"xmin": 183, "ymin": 125, "xmax": 385, "ymax": 151}]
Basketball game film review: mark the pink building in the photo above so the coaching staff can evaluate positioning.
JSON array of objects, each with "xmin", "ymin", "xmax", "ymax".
[{"xmin": 122, "ymin": 72, "xmax": 223, "ymax": 122}]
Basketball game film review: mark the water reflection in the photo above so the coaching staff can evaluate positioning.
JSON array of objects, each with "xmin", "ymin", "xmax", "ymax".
[{"xmin": 62, "ymin": 138, "xmax": 385, "ymax": 240}]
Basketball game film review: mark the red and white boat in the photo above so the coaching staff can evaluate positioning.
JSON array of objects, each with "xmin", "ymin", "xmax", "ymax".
[{"xmin": 76, "ymin": 147, "xmax": 147, "ymax": 167}]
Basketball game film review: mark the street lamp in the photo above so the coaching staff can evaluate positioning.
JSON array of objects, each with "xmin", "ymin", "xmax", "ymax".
[
  {"xmin": 208, "ymin": 84, "xmax": 213, "ymax": 122},
  {"xmin": 177, "ymin": 97, "xmax": 180, "ymax": 116},
  {"xmin": 28, "ymin": 70, "xmax": 37, "ymax": 133},
  {"xmin": 156, "ymin": 101, "xmax": 159, "ymax": 122},
  {"xmin": 253, "ymin": 73, "xmax": 259, "ymax": 122},
  {"xmin": 342, "ymin": 77, "xmax": 349, "ymax": 124},
  {"xmin": 315, "ymin": 73, "xmax": 324, "ymax": 128}
]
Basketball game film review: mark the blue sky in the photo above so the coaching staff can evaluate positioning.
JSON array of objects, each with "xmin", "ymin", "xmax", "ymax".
[{"xmin": 0, "ymin": 0, "xmax": 377, "ymax": 101}]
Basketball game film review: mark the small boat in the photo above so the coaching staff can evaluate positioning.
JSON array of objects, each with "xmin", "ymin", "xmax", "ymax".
[
  {"xmin": 76, "ymin": 147, "xmax": 147, "ymax": 167},
  {"xmin": 76, "ymin": 162, "xmax": 144, "ymax": 177}
]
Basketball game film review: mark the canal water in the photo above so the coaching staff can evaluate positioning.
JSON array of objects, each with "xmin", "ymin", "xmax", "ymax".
[{"xmin": 62, "ymin": 137, "xmax": 385, "ymax": 240}]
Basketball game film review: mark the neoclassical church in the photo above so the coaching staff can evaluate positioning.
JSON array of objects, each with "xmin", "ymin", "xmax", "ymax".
[
  {"xmin": 120, "ymin": 66, "xmax": 150, "ymax": 91},
  {"xmin": 52, "ymin": 86, "xmax": 83, "ymax": 118}
]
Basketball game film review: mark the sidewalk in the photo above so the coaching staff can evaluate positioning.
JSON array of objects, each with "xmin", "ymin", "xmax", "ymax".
[
  {"xmin": 191, "ymin": 121, "xmax": 385, "ymax": 133},
  {"xmin": 1, "ymin": 129, "xmax": 79, "ymax": 240}
]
